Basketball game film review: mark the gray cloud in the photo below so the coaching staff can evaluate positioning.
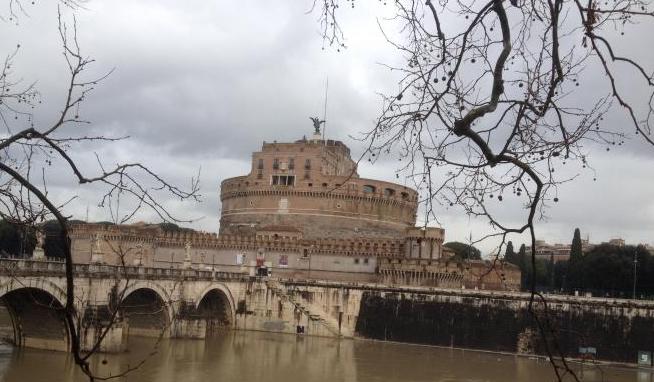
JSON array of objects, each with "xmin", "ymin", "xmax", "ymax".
[{"xmin": 1, "ymin": 1, "xmax": 652, "ymax": 255}]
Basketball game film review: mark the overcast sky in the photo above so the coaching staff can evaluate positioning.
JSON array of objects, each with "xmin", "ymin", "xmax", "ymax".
[{"xmin": 2, "ymin": 1, "xmax": 653, "ymax": 254}]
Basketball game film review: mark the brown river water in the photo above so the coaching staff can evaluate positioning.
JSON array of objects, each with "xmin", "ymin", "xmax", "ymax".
[{"xmin": 0, "ymin": 331, "xmax": 651, "ymax": 382}]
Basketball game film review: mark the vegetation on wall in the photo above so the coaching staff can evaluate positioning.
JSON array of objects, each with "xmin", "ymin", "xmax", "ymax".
[{"xmin": 443, "ymin": 241, "xmax": 482, "ymax": 261}]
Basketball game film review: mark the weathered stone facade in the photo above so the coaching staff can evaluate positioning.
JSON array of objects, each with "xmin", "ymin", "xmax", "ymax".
[
  {"xmin": 219, "ymin": 134, "xmax": 418, "ymax": 239},
  {"xmin": 355, "ymin": 287, "xmax": 654, "ymax": 364},
  {"xmin": 65, "ymin": 132, "xmax": 521, "ymax": 292}
]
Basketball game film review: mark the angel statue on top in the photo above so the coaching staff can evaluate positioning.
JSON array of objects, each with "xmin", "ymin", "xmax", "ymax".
[{"xmin": 310, "ymin": 117, "xmax": 325, "ymax": 135}]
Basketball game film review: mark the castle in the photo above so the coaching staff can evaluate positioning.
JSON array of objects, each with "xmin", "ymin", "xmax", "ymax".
[{"xmin": 69, "ymin": 128, "xmax": 520, "ymax": 290}]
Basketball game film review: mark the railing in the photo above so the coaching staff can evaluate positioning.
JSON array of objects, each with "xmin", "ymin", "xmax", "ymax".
[
  {"xmin": 0, "ymin": 257, "xmax": 247, "ymax": 281},
  {"xmin": 277, "ymin": 277, "xmax": 654, "ymax": 308}
]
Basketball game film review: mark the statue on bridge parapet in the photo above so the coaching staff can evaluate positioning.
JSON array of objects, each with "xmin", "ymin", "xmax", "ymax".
[
  {"xmin": 33, "ymin": 230, "xmax": 46, "ymax": 260},
  {"xmin": 134, "ymin": 242, "xmax": 144, "ymax": 267},
  {"xmin": 91, "ymin": 232, "xmax": 105, "ymax": 264},
  {"xmin": 183, "ymin": 241, "xmax": 193, "ymax": 269}
]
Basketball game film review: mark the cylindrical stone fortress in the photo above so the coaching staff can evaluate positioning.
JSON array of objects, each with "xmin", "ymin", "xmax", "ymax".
[{"xmin": 219, "ymin": 134, "xmax": 418, "ymax": 239}]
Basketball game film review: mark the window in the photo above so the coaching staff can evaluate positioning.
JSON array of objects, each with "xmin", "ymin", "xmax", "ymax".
[
  {"xmin": 401, "ymin": 192, "xmax": 409, "ymax": 201},
  {"xmin": 363, "ymin": 185, "xmax": 376, "ymax": 194},
  {"xmin": 305, "ymin": 159, "xmax": 311, "ymax": 170},
  {"xmin": 257, "ymin": 158, "xmax": 264, "ymax": 170},
  {"xmin": 288, "ymin": 158, "xmax": 295, "ymax": 170},
  {"xmin": 273, "ymin": 158, "xmax": 280, "ymax": 170},
  {"xmin": 384, "ymin": 188, "xmax": 395, "ymax": 197},
  {"xmin": 364, "ymin": 258, "xmax": 369, "ymax": 264},
  {"xmin": 354, "ymin": 258, "xmax": 360, "ymax": 264},
  {"xmin": 272, "ymin": 175, "xmax": 295, "ymax": 186},
  {"xmin": 303, "ymin": 248, "xmax": 309, "ymax": 258},
  {"xmin": 304, "ymin": 172, "xmax": 311, "ymax": 180}
]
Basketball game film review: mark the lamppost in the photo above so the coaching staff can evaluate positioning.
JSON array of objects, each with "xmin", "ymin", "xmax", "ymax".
[{"xmin": 633, "ymin": 251, "xmax": 638, "ymax": 300}]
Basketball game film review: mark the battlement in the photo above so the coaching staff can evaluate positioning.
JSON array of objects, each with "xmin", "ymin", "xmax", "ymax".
[{"xmin": 69, "ymin": 222, "xmax": 409, "ymax": 258}]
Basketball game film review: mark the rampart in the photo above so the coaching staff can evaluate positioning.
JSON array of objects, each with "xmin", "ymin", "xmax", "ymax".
[{"xmin": 218, "ymin": 136, "xmax": 418, "ymax": 239}]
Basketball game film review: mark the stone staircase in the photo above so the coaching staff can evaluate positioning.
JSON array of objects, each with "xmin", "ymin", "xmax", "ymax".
[{"xmin": 266, "ymin": 280, "xmax": 349, "ymax": 338}]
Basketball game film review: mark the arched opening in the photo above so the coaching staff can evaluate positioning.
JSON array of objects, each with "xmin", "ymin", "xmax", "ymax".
[
  {"xmin": 120, "ymin": 288, "xmax": 168, "ymax": 338},
  {"xmin": 196, "ymin": 289, "xmax": 232, "ymax": 335},
  {"xmin": 363, "ymin": 185, "xmax": 376, "ymax": 194},
  {"xmin": 0, "ymin": 288, "xmax": 69, "ymax": 351}
]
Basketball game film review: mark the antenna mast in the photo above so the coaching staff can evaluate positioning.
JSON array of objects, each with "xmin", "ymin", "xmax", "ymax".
[{"xmin": 322, "ymin": 76, "xmax": 328, "ymax": 143}]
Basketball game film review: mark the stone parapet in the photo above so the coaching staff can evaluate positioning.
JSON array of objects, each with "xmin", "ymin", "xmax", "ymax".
[
  {"xmin": 377, "ymin": 258, "xmax": 521, "ymax": 291},
  {"xmin": 69, "ymin": 223, "xmax": 410, "ymax": 259}
]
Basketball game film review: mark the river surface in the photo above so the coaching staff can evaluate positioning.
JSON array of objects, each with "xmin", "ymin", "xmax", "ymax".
[{"xmin": 0, "ymin": 331, "xmax": 651, "ymax": 382}]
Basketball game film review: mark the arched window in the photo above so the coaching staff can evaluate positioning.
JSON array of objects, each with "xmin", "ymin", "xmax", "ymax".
[
  {"xmin": 384, "ymin": 188, "xmax": 395, "ymax": 197},
  {"xmin": 362, "ymin": 185, "xmax": 376, "ymax": 194}
]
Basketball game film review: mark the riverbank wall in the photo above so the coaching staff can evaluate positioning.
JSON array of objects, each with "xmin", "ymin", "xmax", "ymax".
[
  {"xmin": 244, "ymin": 280, "xmax": 654, "ymax": 364},
  {"xmin": 353, "ymin": 288, "xmax": 654, "ymax": 364}
]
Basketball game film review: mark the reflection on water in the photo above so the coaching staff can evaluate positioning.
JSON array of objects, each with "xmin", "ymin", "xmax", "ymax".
[{"xmin": 0, "ymin": 332, "xmax": 650, "ymax": 382}]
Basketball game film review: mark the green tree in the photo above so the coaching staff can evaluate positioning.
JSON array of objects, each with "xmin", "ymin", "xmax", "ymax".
[
  {"xmin": 159, "ymin": 222, "xmax": 194, "ymax": 233},
  {"xmin": 443, "ymin": 241, "xmax": 481, "ymax": 261},
  {"xmin": 518, "ymin": 244, "xmax": 527, "ymax": 272},
  {"xmin": 562, "ymin": 244, "xmax": 654, "ymax": 297},
  {"xmin": 518, "ymin": 244, "xmax": 527, "ymax": 288},
  {"xmin": 504, "ymin": 241, "xmax": 516, "ymax": 264},
  {"xmin": 566, "ymin": 228, "xmax": 585, "ymax": 291},
  {"xmin": 0, "ymin": 220, "xmax": 36, "ymax": 257},
  {"xmin": 553, "ymin": 261, "xmax": 569, "ymax": 291},
  {"xmin": 570, "ymin": 228, "xmax": 583, "ymax": 263}
]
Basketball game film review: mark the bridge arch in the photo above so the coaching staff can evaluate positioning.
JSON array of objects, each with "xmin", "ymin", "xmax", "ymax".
[
  {"xmin": 194, "ymin": 283, "xmax": 236, "ymax": 330},
  {"xmin": 0, "ymin": 278, "xmax": 68, "ymax": 307},
  {"xmin": 120, "ymin": 281, "xmax": 173, "ymax": 338},
  {"xmin": 0, "ymin": 281, "xmax": 69, "ymax": 352}
]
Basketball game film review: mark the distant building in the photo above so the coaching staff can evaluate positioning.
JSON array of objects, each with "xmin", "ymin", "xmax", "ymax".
[
  {"xmin": 605, "ymin": 238, "xmax": 625, "ymax": 247},
  {"xmin": 67, "ymin": 127, "xmax": 520, "ymax": 291},
  {"xmin": 526, "ymin": 239, "xmax": 594, "ymax": 263},
  {"xmin": 526, "ymin": 235, "xmax": 649, "ymax": 263}
]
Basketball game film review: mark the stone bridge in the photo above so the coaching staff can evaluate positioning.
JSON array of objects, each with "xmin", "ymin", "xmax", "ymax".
[
  {"xmin": 3, "ymin": 258, "xmax": 654, "ymax": 364},
  {"xmin": 0, "ymin": 258, "xmax": 362, "ymax": 353}
]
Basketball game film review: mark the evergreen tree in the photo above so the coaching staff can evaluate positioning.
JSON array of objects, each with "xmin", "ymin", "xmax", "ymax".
[
  {"xmin": 504, "ymin": 241, "xmax": 516, "ymax": 264},
  {"xmin": 518, "ymin": 244, "xmax": 527, "ymax": 289},
  {"xmin": 570, "ymin": 228, "xmax": 583, "ymax": 262},
  {"xmin": 518, "ymin": 244, "xmax": 527, "ymax": 269}
]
